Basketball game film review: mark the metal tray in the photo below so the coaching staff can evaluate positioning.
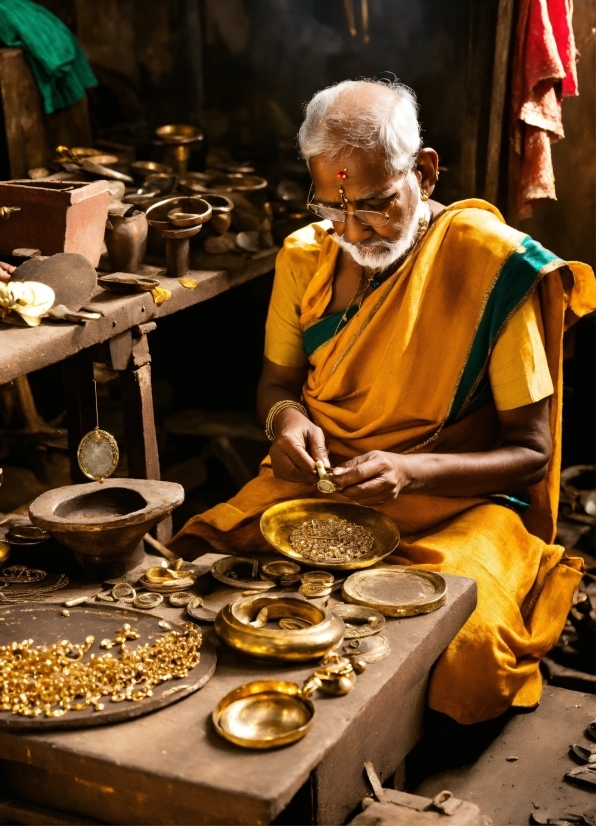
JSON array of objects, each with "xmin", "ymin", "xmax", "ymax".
[{"xmin": 0, "ymin": 602, "xmax": 216, "ymax": 729}]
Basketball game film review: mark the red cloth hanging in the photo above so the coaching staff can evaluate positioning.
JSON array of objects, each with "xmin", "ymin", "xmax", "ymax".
[{"xmin": 511, "ymin": 0, "xmax": 578, "ymax": 219}]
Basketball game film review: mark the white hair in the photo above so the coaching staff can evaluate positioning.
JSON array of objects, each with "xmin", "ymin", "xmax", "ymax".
[{"xmin": 298, "ymin": 79, "xmax": 421, "ymax": 175}]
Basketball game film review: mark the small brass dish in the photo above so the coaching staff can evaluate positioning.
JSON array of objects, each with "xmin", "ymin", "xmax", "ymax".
[
  {"xmin": 131, "ymin": 160, "xmax": 174, "ymax": 178},
  {"xmin": 213, "ymin": 680, "xmax": 314, "ymax": 749},
  {"xmin": 215, "ymin": 594, "xmax": 345, "ymax": 662},
  {"xmin": 260, "ymin": 560, "xmax": 301, "ymax": 583},
  {"xmin": 98, "ymin": 274, "xmax": 160, "ymax": 294},
  {"xmin": 6, "ymin": 525, "xmax": 51, "ymax": 544},
  {"xmin": 342, "ymin": 566, "xmax": 447, "ymax": 617},
  {"xmin": 146, "ymin": 197, "xmax": 212, "ymax": 231},
  {"xmin": 155, "ymin": 124, "xmax": 204, "ymax": 144},
  {"xmin": 211, "ymin": 556, "xmax": 275, "ymax": 591},
  {"xmin": 330, "ymin": 604, "xmax": 385, "ymax": 638},
  {"xmin": 260, "ymin": 499, "xmax": 399, "ymax": 571}
]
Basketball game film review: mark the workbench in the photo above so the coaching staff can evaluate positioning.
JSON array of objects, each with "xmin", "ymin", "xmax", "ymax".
[
  {"xmin": 0, "ymin": 251, "xmax": 277, "ymax": 534},
  {"xmin": 0, "ymin": 550, "xmax": 477, "ymax": 826}
]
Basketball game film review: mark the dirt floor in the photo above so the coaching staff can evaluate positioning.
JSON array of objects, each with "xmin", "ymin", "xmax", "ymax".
[{"xmin": 415, "ymin": 687, "xmax": 595, "ymax": 826}]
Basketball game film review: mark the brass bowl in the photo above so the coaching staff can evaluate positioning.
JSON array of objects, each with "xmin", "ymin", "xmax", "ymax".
[
  {"xmin": 155, "ymin": 124, "xmax": 204, "ymax": 144},
  {"xmin": 146, "ymin": 197, "xmax": 212, "ymax": 230},
  {"xmin": 213, "ymin": 680, "xmax": 314, "ymax": 749},
  {"xmin": 131, "ymin": 160, "xmax": 174, "ymax": 178},
  {"xmin": 215, "ymin": 593, "xmax": 345, "ymax": 662},
  {"xmin": 260, "ymin": 499, "xmax": 400, "ymax": 571}
]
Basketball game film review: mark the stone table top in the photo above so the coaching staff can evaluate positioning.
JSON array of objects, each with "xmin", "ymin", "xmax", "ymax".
[{"xmin": 0, "ymin": 550, "xmax": 477, "ymax": 825}]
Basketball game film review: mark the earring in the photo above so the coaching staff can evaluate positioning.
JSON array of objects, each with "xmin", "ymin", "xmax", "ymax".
[{"xmin": 420, "ymin": 191, "xmax": 429, "ymax": 201}]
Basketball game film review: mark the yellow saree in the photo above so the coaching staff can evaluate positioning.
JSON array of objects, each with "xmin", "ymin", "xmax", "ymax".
[{"xmin": 171, "ymin": 200, "xmax": 596, "ymax": 724}]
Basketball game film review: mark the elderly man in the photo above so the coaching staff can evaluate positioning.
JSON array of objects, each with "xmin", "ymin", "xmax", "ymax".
[{"xmin": 172, "ymin": 79, "xmax": 595, "ymax": 725}]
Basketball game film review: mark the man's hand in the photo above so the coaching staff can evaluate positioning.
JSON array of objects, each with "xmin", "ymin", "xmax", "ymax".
[
  {"xmin": 269, "ymin": 407, "xmax": 329, "ymax": 484},
  {"xmin": 332, "ymin": 451, "xmax": 409, "ymax": 504},
  {"xmin": 0, "ymin": 262, "xmax": 15, "ymax": 282}
]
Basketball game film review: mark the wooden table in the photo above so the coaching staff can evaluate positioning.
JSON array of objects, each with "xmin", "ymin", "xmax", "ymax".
[
  {"xmin": 0, "ymin": 252, "xmax": 277, "ymax": 535},
  {"xmin": 0, "ymin": 552, "xmax": 477, "ymax": 826}
]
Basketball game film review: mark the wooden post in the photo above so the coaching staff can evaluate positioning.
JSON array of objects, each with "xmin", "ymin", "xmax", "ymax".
[{"xmin": 484, "ymin": 0, "xmax": 516, "ymax": 205}]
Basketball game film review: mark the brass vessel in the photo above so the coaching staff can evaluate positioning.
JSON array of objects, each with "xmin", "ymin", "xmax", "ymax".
[
  {"xmin": 260, "ymin": 499, "xmax": 400, "ymax": 571},
  {"xmin": 214, "ymin": 593, "xmax": 345, "ymax": 662},
  {"xmin": 213, "ymin": 680, "xmax": 315, "ymax": 749}
]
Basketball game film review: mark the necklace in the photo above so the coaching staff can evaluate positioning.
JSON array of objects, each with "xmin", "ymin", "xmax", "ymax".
[{"xmin": 332, "ymin": 270, "xmax": 366, "ymax": 339}]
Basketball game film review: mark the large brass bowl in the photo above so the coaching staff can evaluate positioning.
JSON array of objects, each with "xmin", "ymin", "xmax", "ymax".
[
  {"xmin": 215, "ymin": 594, "xmax": 345, "ymax": 662},
  {"xmin": 213, "ymin": 680, "xmax": 314, "ymax": 749},
  {"xmin": 260, "ymin": 499, "xmax": 400, "ymax": 571}
]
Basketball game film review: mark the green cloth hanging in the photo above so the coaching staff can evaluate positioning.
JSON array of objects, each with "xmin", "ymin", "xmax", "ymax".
[{"xmin": 0, "ymin": 0, "xmax": 96, "ymax": 115}]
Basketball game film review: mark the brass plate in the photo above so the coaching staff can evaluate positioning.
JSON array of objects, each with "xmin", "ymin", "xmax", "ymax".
[
  {"xmin": 77, "ymin": 428, "xmax": 119, "ymax": 481},
  {"xmin": 342, "ymin": 567, "xmax": 447, "ymax": 617},
  {"xmin": 260, "ymin": 499, "xmax": 399, "ymax": 571},
  {"xmin": 213, "ymin": 680, "xmax": 314, "ymax": 749}
]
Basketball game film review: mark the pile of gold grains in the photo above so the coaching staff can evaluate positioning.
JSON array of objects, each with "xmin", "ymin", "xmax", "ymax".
[
  {"xmin": 0, "ymin": 623, "xmax": 201, "ymax": 718},
  {"xmin": 289, "ymin": 518, "xmax": 374, "ymax": 563}
]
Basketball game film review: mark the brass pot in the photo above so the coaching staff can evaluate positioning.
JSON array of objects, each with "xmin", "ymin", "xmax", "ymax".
[{"xmin": 215, "ymin": 594, "xmax": 345, "ymax": 662}]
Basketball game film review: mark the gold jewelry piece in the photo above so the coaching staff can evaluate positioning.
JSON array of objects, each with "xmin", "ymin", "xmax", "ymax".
[
  {"xmin": 0, "ymin": 625, "xmax": 202, "ymax": 718},
  {"xmin": 133, "ymin": 592, "xmax": 163, "ymax": 609},
  {"xmin": 0, "ymin": 573, "xmax": 69, "ymax": 603},
  {"xmin": 265, "ymin": 400, "xmax": 309, "ymax": 442},
  {"xmin": 315, "ymin": 460, "xmax": 338, "ymax": 494},
  {"xmin": 420, "ymin": 190, "xmax": 429, "ymax": 201},
  {"xmin": 0, "ymin": 565, "xmax": 46, "ymax": 584},
  {"xmin": 77, "ymin": 381, "xmax": 119, "ymax": 482},
  {"xmin": 169, "ymin": 592, "xmax": 196, "ymax": 607},
  {"xmin": 96, "ymin": 591, "xmax": 116, "ymax": 602},
  {"xmin": 111, "ymin": 582, "xmax": 136, "ymax": 603}
]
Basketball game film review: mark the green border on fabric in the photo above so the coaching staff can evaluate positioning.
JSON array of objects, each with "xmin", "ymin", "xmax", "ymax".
[
  {"xmin": 447, "ymin": 236, "xmax": 562, "ymax": 424},
  {"xmin": 303, "ymin": 305, "xmax": 359, "ymax": 357}
]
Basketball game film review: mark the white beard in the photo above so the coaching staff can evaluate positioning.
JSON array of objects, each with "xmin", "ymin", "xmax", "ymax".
[{"xmin": 331, "ymin": 198, "xmax": 429, "ymax": 274}]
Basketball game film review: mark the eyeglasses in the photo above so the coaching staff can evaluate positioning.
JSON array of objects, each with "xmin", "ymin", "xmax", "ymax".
[{"xmin": 306, "ymin": 181, "xmax": 402, "ymax": 227}]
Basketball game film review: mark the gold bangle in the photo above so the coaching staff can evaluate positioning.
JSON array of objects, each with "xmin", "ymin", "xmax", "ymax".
[{"xmin": 265, "ymin": 400, "xmax": 309, "ymax": 441}]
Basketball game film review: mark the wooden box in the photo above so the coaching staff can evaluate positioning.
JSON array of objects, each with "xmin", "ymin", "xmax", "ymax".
[{"xmin": 0, "ymin": 179, "xmax": 109, "ymax": 266}]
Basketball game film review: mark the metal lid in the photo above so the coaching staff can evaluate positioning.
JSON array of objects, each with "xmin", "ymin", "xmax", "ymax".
[{"xmin": 342, "ymin": 566, "xmax": 447, "ymax": 617}]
